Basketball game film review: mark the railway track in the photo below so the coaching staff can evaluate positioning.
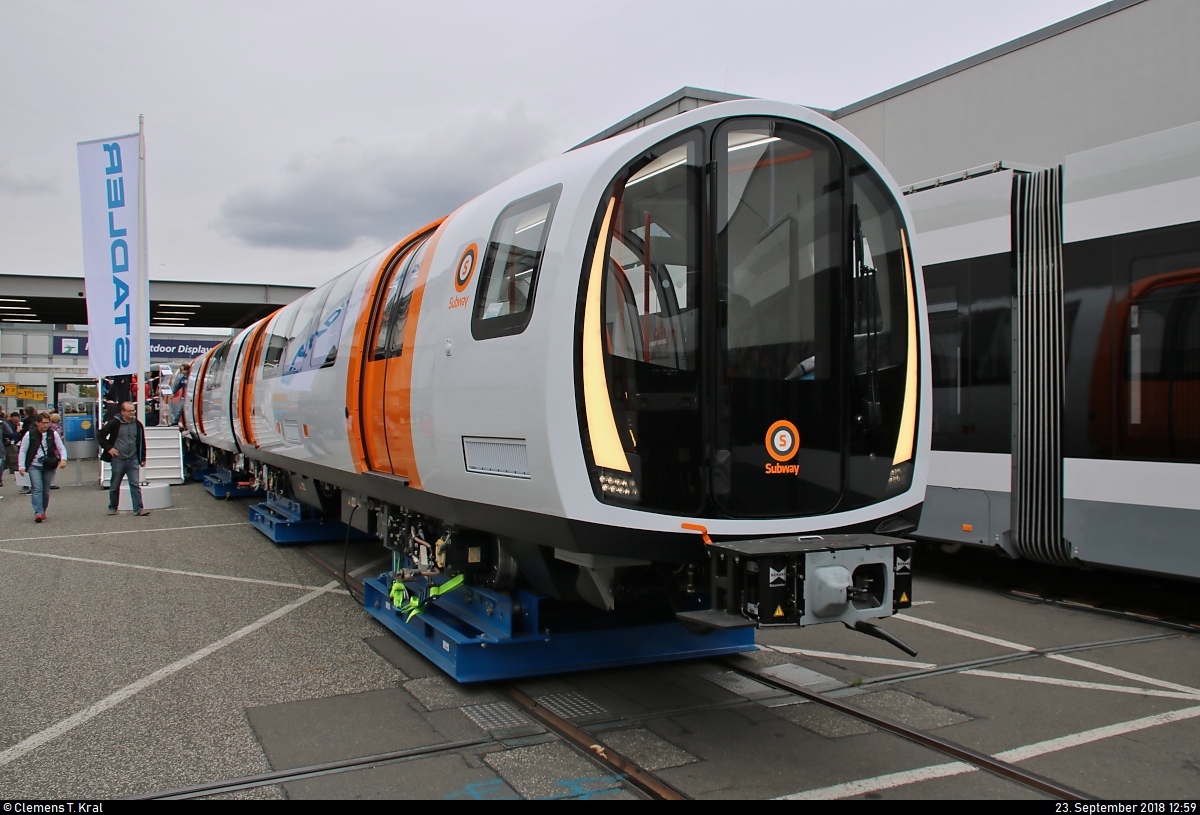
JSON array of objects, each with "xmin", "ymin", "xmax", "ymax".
[
  {"xmin": 128, "ymin": 647, "xmax": 1104, "ymax": 801},
  {"xmin": 125, "ymin": 543, "xmax": 1133, "ymax": 800}
]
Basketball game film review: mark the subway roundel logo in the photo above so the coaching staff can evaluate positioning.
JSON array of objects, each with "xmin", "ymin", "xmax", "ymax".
[
  {"xmin": 765, "ymin": 420, "xmax": 801, "ymax": 476},
  {"xmin": 454, "ymin": 244, "xmax": 479, "ymax": 293}
]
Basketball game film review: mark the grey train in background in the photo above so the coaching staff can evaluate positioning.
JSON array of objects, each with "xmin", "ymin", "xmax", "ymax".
[{"xmin": 907, "ymin": 121, "xmax": 1200, "ymax": 581}]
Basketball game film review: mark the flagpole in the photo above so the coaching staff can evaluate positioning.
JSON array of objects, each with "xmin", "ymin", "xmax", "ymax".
[{"xmin": 136, "ymin": 114, "xmax": 148, "ymax": 427}]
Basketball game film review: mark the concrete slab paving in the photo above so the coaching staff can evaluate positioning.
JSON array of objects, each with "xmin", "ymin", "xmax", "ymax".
[
  {"xmin": 483, "ymin": 741, "xmax": 634, "ymax": 800},
  {"xmin": 246, "ymin": 686, "xmax": 461, "ymax": 770},
  {"xmin": 1017, "ymin": 712, "xmax": 1200, "ymax": 800},
  {"xmin": 280, "ymin": 751, "xmax": 513, "ymax": 800},
  {"xmin": 596, "ymin": 727, "xmax": 699, "ymax": 771}
]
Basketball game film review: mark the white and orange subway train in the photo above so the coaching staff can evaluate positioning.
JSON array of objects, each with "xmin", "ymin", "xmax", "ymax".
[{"xmin": 182, "ymin": 99, "xmax": 931, "ymax": 633}]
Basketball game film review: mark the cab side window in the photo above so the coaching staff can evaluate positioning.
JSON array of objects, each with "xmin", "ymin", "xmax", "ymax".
[{"xmin": 471, "ymin": 185, "xmax": 561, "ymax": 340}]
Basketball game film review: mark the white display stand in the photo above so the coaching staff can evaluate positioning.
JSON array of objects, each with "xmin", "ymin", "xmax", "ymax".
[{"xmin": 100, "ymin": 425, "xmax": 184, "ymax": 488}]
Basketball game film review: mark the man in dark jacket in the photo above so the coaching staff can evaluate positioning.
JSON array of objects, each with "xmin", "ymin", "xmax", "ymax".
[
  {"xmin": 4, "ymin": 412, "xmax": 22, "ymax": 489},
  {"xmin": 98, "ymin": 401, "xmax": 150, "ymax": 516},
  {"xmin": 0, "ymin": 412, "xmax": 17, "ymax": 487},
  {"xmin": 15, "ymin": 408, "xmax": 38, "ymax": 493}
]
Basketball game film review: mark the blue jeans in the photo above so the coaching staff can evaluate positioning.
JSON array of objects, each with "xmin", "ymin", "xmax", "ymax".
[
  {"xmin": 109, "ymin": 458, "xmax": 143, "ymax": 513},
  {"xmin": 29, "ymin": 465, "xmax": 57, "ymax": 516}
]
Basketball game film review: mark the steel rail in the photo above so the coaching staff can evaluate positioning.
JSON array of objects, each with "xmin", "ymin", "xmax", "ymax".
[
  {"xmin": 300, "ymin": 543, "xmax": 366, "ymax": 599},
  {"xmin": 1009, "ymin": 590, "xmax": 1200, "ymax": 633},
  {"xmin": 841, "ymin": 631, "xmax": 1180, "ymax": 689},
  {"xmin": 128, "ymin": 737, "xmax": 496, "ymax": 800},
  {"xmin": 499, "ymin": 685, "xmax": 691, "ymax": 801},
  {"xmin": 733, "ymin": 664, "xmax": 1094, "ymax": 801}
]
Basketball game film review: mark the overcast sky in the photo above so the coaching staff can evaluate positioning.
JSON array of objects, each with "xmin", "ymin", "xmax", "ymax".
[{"xmin": 3, "ymin": 0, "xmax": 1109, "ymax": 289}]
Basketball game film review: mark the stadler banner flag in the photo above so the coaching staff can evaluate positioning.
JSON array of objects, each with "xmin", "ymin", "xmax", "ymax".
[{"xmin": 78, "ymin": 127, "xmax": 147, "ymax": 379}]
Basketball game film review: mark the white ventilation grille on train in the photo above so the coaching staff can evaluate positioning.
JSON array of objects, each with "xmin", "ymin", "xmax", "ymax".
[
  {"xmin": 462, "ymin": 437, "xmax": 531, "ymax": 478},
  {"xmin": 1011, "ymin": 167, "xmax": 1070, "ymax": 566}
]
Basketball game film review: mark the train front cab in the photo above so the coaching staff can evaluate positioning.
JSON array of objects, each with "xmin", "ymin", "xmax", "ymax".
[{"xmin": 571, "ymin": 115, "xmax": 922, "ymax": 640}]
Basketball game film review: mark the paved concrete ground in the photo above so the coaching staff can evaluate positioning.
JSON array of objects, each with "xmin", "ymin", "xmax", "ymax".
[{"xmin": 0, "ymin": 476, "xmax": 1196, "ymax": 800}]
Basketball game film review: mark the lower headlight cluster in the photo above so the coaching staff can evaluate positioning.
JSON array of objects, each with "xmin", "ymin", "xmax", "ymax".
[{"xmin": 599, "ymin": 472, "xmax": 638, "ymax": 498}]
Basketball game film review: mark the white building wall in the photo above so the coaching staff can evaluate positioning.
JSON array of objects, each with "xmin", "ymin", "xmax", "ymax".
[{"xmin": 835, "ymin": 0, "xmax": 1200, "ymax": 185}]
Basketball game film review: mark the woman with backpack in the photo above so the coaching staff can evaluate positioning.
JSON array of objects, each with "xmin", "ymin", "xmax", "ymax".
[{"xmin": 17, "ymin": 412, "xmax": 68, "ymax": 523}]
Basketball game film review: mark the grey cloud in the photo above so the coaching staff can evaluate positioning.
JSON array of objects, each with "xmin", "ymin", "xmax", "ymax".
[
  {"xmin": 216, "ymin": 109, "xmax": 558, "ymax": 251},
  {"xmin": 0, "ymin": 163, "xmax": 57, "ymax": 195}
]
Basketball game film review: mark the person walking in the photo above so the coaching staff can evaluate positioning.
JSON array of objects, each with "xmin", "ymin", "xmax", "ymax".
[
  {"xmin": 16, "ymin": 413, "xmax": 68, "ymax": 522},
  {"xmin": 4, "ymin": 413, "xmax": 22, "ymax": 493},
  {"xmin": 1, "ymin": 411, "xmax": 17, "ymax": 490},
  {"xmin": 169, "ymin": 362, "xmax": 191, "ymax": 427},
  {"xmin": 98, "ymin": 401, "xmax": 150, "ymax": 517},
  {"xmin": 15, "ymin": 408, "xmax": 37, "ymax": 494}
]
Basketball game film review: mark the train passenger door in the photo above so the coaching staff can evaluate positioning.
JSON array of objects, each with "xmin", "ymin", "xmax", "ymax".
[
  {"xmin": 712, "ymin": 121, "xmax": 845, "ymax": 516},
  {"xmin": 361, "ymin": 239, "xmax": 429, "ymax": 478},
  {"xmin": 581, "ymin": 123, "xmax": 847, "ymax": 517},
  {"xmin": 235, "ymin": 321, "xmax": 269, "ymax": 449},
  {"xmin": 1118, "ymin": 265, "xmax": 1200, "ymax": 459}
]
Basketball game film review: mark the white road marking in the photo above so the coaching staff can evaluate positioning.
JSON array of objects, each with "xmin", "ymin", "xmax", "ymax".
[
  {"xmin": 780, "ymin": 704, "xmax": 1200, "ymax": 799},
  {"xmin": 0, "ymin": 522, "xmax": 247, "ymax": 544},
  {"xmin": 780, "ymin": 760, "xmax": 973, "ymax": 799},
  {"xmin": 0, "ymin": 547, "xmax": 346, "ymax": 594},
  {"xmin": 963, "ymin": 669, "xmax": 1200, "ymax": 701},
  {"xmin": 892, "ymin": 613, "xmax": 1036, "ymax": 652},
  {"xmin": 767, "ymin": 645, "xmax": 937, "ymax": 669},
  {"xmin": 998, "ymin": 705, "xmax": 1200, "ymax": 761},
  {"xmin": 0, "ymin": 580, "xmax": 342, "ymax": 768},
  {"xmin": 1047, "ymin": 654, "xmax": 1200, "ymax": 696},
  {"xmin": 892, "ymin": 615, "xmax": 1199, "ymax": 693}
]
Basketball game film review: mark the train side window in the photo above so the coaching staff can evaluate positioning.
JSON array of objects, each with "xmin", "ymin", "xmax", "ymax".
[
  {"xmin": 927, "ymin": 283, "xmax": 962, "ymax": 408},
  {"xmin": 386, "ymin": 240, "xmax": 428, "ymax": 358},
  {"xmin": 471, "ymin": 185, "xmax": 561, "ymax": 340},
  {"xmin": 307, "ymin": 259, "xmax": 370, "ymax": 370},
  {"xmin": 279, "ymin": 284, "xmax": 329, "ymax": 376},
  {"xmin": 262, "ymin": 301, "xmax": 302, "ymax": 379},
  {"xmin": 372, "ymin": 253, "xmax": 407, "ymax": 361},
  {"xmin": 290, "ymin": 280, "xmax": 336, "ymax": 372},
  {"xmin": 205, "ymin": 340, "xmax": 233, "ymax": 390},
  {"xmin": 371, "ymin": 240, "xmax": 426, "ymax": 361},
  {"xmin": 1119, "ymin": 258, "xmax": 1200, "ymax": 459}
]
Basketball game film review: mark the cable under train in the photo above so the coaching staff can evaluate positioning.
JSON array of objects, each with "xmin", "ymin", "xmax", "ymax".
[{"xmin": 182, "ymin": 99, "xmax": 932, "ymax": 681}]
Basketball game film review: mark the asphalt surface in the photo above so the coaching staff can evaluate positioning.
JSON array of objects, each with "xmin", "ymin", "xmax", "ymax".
[{"xmin": 0, "ymin": 474, "xmax": 1197, "ymax": 800}]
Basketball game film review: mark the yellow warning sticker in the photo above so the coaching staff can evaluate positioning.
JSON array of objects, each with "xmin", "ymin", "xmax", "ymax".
[
  {"xmin": 900, "ymin": 593, "xmax": 909, "ymax": 603},
  {"xmin": 774, "ymin": 605, "xmax": 785, "ymax": 617}
]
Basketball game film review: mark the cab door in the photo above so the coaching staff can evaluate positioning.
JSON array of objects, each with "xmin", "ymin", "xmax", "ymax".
[{"xmin": 712, "ymin": 120, "xmax": 845, "ymax": 517}]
